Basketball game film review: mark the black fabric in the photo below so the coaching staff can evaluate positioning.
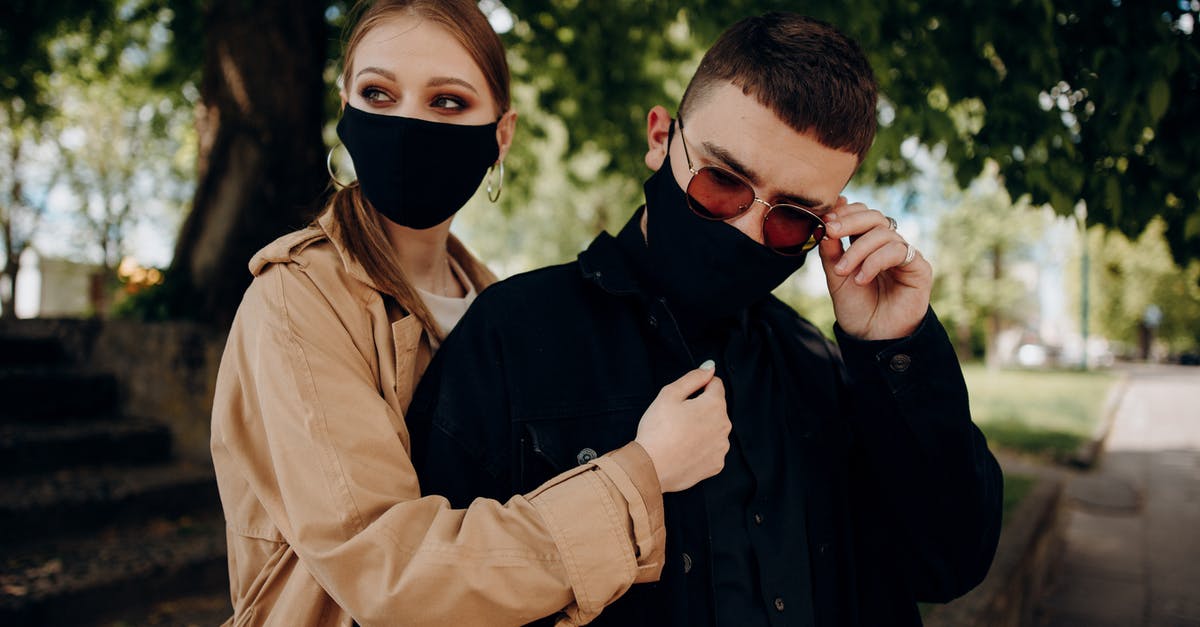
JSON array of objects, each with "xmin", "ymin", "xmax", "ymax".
[
  {"xmin": 335, "ymin": 104, "xmax": 498, "ymax": 229},
  {"xmin": 640, "ymin": 137, "xmax": 808, "ymax": 325},
  {"xmin": 406, "ymin": 211, "xmax": 1003, "ymax": 627}
]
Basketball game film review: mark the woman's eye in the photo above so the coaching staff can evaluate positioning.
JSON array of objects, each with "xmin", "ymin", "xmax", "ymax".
[
  {"xmin": 431, "ymin": 95, "xmax": 467, "ymax": 110},
  {"xmin": 361, "ymin": 86, "xmax": 393, "ymax": 103}
]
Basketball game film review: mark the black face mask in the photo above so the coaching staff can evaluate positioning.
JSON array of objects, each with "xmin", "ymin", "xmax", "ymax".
[
  {"xmin": 641, "ymin": 130, "xmax": 809, "ymax": 323},
  {"xmin": 336, "ymin": 104, "xmax": 499, "ymax": 229}
]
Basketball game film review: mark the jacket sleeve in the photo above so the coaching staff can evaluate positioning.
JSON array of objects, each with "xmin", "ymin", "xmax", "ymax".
[
  {"xmin": 217, "ymin": 263, "xmax": 665, "ymax": 627},
  {"xmin": 832, "ymin": 307, "xmax": 1003, "ymax": 602}
]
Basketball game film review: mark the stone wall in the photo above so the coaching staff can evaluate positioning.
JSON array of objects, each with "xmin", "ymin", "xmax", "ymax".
[{"xmin": 0, "ymin": 318, "xmax": 228, "ymax": 462}]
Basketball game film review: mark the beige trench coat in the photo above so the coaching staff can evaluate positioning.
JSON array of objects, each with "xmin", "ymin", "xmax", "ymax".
[{"xmin": 211, "ymin": 210, "xmax": 666, "ymax": 626}]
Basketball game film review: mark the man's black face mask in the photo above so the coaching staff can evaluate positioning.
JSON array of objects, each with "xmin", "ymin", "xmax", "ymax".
[
  {"xmin": 640, "ymin": 122, "xmax": 809, "ymax": 323},
  {"xmin": 336, "ymin": 104, "xmax": 499, "ymax": 229}
]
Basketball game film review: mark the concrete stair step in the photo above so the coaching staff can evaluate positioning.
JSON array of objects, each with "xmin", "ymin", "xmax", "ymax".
[
  {"xmin": 0, "ymin": 418, "xmax": 173, "ymax": 475},
  {"xmin": 0, "ymin": 337, "xmax": 67, "ymax": 369},
  {"xmin": 0, "ymin": 370, "xmax": 118, "ymax": 422},
  {"xmin": 0, "ymin": 513, "xmax": 228, "ymax": 627},
  {"xmin": 0, "ymin": 462, "xmax": 221, "ymax": 545}
]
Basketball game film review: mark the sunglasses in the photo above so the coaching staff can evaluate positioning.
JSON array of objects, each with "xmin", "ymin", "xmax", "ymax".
[{"xmin": 676, "ymin": 117, "xmax": 826, "ymax": 255}]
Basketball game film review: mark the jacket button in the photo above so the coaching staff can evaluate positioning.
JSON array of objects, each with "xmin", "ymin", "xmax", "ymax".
[
  {"xmin": 774, "ymin": 597, "xmax": 785, "ymax": 612},
  {"xmin": 753, "ymin": 512, "xmax": 763, "ymax": 525},
  {"xmin": 889, "ymin": 353, "xmax": 912, "ymax": 373},
  {"xmin": 647, "ymin": 314, "xmax": 658, "ymax": 328},
  {"xmin": 576, "ymin": 448, "xmax": 598, "ymax": 465},
  {"xmin": 682, "ymin": 552, "xmax": 693, "ymax": 574}
]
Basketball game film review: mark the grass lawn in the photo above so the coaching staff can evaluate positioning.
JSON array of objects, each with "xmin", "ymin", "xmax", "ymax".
[{"xmin": 962, "ymin": 364, "xmax": 1119, "ymax": 461}]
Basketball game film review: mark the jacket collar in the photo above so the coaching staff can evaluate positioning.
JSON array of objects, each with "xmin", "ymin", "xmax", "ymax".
[
  {"xmin": 577, "ymin": 207, "xmax": 651, "ymax": 298},
  {"xmin": 248, "ymin": 208, "xmax": 496, "ymax": 292}
]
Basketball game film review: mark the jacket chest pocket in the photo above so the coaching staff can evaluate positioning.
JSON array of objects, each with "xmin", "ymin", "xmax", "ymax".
[{"xmin": 515, "ymin": 399, "xmax": 648, "ymax": 493}]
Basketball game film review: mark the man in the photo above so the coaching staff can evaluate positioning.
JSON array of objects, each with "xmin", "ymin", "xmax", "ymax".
[{"xmin": 408, "ymin": 12, "xmax": 1002, "ymax": 627}]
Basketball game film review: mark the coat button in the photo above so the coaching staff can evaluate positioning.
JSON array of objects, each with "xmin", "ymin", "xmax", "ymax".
[
  {"xmin": 889, "ymin": 353, "xmax": 912, "ymax": 373},
  {"xmin": 682, "ymin": 552, "xmax": 693, "ymax": 574},
  {"xmin": 647, "ymin": 314, "xmax": 658, "ymax": 328},
  {"xmin": 576, "ymin": 448, "xmax": 598, "ymax": 465},
  {"xmin": 753, "ymin": 512, "xmax": 764, "ymax": 525},
  {"xmin": 774, "ymin": 597, "xmax": 785, "ymax": 611}
]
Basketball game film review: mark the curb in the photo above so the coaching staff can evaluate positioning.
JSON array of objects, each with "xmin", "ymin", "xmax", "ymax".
[
  {"xmin": 923, "ymin": 471, "xmax": 1065, "ymax": 627},
  {"xmin": 1067, "ymin": 370, "xmax": 1131, "ymax": 469}
]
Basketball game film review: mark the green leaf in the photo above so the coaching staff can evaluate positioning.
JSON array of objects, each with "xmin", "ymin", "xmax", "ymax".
[{"xmin": 1148, "ymin": 78, "xmax": 1170, "ymax": 126}]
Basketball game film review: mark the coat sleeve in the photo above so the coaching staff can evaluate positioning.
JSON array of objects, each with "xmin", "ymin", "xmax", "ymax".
[
  {"xmin": 215, "ymin": 263, "xmax": 665, "ymax": 627},
  {"xmin": 832, "ymin": 307, "xmax": 1004, "ymax": 603}
]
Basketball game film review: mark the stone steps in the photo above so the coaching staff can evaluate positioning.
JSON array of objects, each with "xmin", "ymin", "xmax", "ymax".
[
  {"xmin": 0, "ymin": 336, "xmax": 66, "ymax": 369},
  {"xmin": 0, "ymin": 417, "xmax": 173, "ymax": 474},
  {"xmin": 0, "ymin": 512, "xmax": 229, "ymax": 627},
  {"xmin": 0, "ymin": 329, "xmax": 230, "ymax": 624},
  {"xmin": 0, "ymin": 370, "xmax": 118, "ymax": 423},
  {"xmin": 0, "ymin": 462, "xmax": 221, "ymax": 546}
]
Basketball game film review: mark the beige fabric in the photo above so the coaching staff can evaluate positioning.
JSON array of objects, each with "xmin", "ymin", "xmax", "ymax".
[
  {"xmin": 415, "ymin": 255, "xmax": 477, "ymax": 351},
  {"xmin": 211, "ymin": 209, "xmax": 666, "ymax": 627}
]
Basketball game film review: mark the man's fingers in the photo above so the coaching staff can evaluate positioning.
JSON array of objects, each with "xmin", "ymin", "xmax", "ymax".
[
  {"xmin": 830, "ymin": 228, "xmax": 898, "ymax": 278},
  {"xmin": 661, "ymin": 361, "xmax": 717, "ymax": 400},
  {"xmin": 855, "ymin": 240, "xmax": 911, "ymax": 284}
]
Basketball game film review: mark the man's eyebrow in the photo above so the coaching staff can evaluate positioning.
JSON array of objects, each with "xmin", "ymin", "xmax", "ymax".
[
  {"xmin": 701, "ymin": 140, "xmax": 829, "ymax": 211},
  {"xmin": 427, "ymin": 76, "xmax": 478, "ymax": 94},
  {"xmin": 356, "ymin": 66, "xmax": 396, "ymax": 81}
]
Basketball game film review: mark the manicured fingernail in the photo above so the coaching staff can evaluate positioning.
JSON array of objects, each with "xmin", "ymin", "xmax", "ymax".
[
  {"xmin": 699, "ymin": 359, "xmax": 716, "ymax": 371},
  {"xmin": 835, "ymin": 261, "xmax": 847, "ymax": 273},
  {"xmin": 826, "ymin": 221, "xmax": 841, "ymax": 234},
  {"xmin": 825, "ymin": 212, "xmax": 838, "ymax": 221},
  {"xmin": 855, "ymin": 271, "xmax": 866, "ymax": 283}
]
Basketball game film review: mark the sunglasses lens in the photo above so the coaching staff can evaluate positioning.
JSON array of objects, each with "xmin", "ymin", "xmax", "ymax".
[
  {"xmin": 687, "ymin": 167, "xmax": 755, "ymax": 220},
  {"xmin": 763, "ymin": 205, "xmax": 825, "ymax": 255}
]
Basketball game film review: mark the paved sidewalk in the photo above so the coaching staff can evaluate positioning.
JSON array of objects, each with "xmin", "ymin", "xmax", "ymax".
[{"xmin": 1035, "ymin": 364, "xmax": 1200, "ymax": 627}]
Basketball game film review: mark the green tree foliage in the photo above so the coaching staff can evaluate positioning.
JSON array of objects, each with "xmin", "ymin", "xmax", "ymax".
[
  {"xmin": 47, "ymin": 8, "xmax": 197, "ymax": 273},
  {"xmin": 496, "ymin": 0, "xmax": 1200, "ymax": 264},
  {"xmin": 1074, "ymin": 219, "xmax": 1200, "ymax": 354},
  {"xmin": 931, "ymin": 164, "xmax": 1046, "ymax": 362}
]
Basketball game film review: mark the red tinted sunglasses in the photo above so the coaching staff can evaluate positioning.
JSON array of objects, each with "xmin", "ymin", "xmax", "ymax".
[{"xmin": 677, "ymin": 117, "xmax": 826, "ymax": 255}]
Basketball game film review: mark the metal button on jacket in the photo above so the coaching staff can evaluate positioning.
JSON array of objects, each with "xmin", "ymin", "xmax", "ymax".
[
  {"xmin": 576, "ymin": 448, "xmax": 598, "ymax": 465},
  {"xmin": 774, "ymin": 597, "xmax": 785, "ymax": 611},
  {"xmin": 682, "ymin": 552, "xmax": 693, "ymax": 574},
  {"xmin": 889, "ymin": 353, "xmax": 912, "ymax": 373}
]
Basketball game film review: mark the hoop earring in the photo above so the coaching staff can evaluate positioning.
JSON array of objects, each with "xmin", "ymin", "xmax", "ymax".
[
  {"xmin": 327, "ymin": 144, "xmax": 355, "ymax": 189},
  {"xmin": 486, "ymin": 161, "xmax": 504, "ymax": 202}
]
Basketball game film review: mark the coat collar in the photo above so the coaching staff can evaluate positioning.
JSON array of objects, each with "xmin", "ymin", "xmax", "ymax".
[
  {"xmin": 248, "ymin": 208, "xmax": 496, "ymax": 292},
  {"xmin": 577, "ymin": 207, "xmax": 650, "ymax": 298}
]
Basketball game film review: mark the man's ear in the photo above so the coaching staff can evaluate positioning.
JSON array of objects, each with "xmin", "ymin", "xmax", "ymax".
[
  {"xmin": 495, "ymin": 109, "xmax": 518, "ymax": 163},
  {"xmin": 644, "ymin": 105, "xmax": 673, "ymax": 171}
]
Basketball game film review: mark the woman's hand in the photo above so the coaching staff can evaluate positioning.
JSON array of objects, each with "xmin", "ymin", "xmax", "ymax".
[{"xmin": 634, "ymin": 361, "xmax": 730, "ymax": 492}]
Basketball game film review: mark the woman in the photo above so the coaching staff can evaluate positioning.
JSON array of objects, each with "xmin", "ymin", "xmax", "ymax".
[{"xmin": 209, "ymin": 1, "xmax": 731, "ymax": 626}]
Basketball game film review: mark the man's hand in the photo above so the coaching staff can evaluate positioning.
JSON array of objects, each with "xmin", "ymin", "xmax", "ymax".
[{"xmin": 818, "ymin": 196, "xmax": 932, "ymax": 340}]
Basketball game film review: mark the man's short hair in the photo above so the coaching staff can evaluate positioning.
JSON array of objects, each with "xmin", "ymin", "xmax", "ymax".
[{"xmin": 679, "ymin": 12, "xmax": 878, "ymax": 162}]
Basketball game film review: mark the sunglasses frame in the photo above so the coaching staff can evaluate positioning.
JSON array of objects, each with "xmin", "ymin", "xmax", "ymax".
[{"xmin": 675, "ymin": 116, "xmax": 826, "ymax": 255}]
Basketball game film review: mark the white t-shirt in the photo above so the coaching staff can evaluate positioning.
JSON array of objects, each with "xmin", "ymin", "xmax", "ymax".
[{"xmin": 415, "ymin": 256, "xmax": 478, "ymax": 351}]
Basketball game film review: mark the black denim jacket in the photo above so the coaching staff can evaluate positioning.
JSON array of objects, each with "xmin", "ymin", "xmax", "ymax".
[{"xmin": 407, "ymin": 215, "xmax": 1003, "ymax": 627}]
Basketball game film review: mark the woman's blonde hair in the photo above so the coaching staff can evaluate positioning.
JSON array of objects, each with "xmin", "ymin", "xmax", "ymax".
[{"xmin": 324, "ymin": 0, "xmax": 510, "ymax": 341}]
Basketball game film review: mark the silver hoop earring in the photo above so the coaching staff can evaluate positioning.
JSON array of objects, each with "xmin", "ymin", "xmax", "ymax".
[
  {"xmin": 486, "ymin": 161, "xmax": 504, "ymax": 202},
  {"xmin": 326, "ymin": 144, "xmax": 355, "ymax": 189}
]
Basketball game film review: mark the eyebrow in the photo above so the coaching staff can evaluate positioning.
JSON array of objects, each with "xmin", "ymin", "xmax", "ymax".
[
  {"xmin": 353, "ymin": 70, "xmax": 479, "ymax": 95},
  {"xmin": 700, "ymin": 140, "xmax": 829, "ymax": 211},
  {"xmin": 356, "ymin": 66, "xmax": 396, "ymax": 81},
  {"xmin": 426, "ymin": 76, "xmax": 478, "ymax": 94}
]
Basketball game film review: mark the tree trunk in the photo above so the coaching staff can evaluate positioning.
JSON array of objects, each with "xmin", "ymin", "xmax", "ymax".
[
  {"xmin": 170, "ymin": 0, "xmax": 330, "ymax": 327},
  {"xmin": 985, "ymin": 243, "xmax": 1005, "ymax": 368},
  {"xmin": 1, "ymin": 256, "xmax": 17, "ymax": 319}
]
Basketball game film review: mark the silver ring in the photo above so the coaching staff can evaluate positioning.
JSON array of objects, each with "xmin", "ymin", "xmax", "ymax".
[
  {"xmin": 886, "ymin": 216, "xmax": 898, "ymax": 231},
  {"xmin": 900, "ymin": 242, "xmax": 917, "ymax": 267}
]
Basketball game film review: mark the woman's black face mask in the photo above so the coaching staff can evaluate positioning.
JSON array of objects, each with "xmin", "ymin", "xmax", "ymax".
[
  {"xmin": 640, "ymin": 122, "xmax": 809, "ymax": 323},
  {"xmin": 336, "ymin": 104, "xmax": 499, "ymax": 229}
]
